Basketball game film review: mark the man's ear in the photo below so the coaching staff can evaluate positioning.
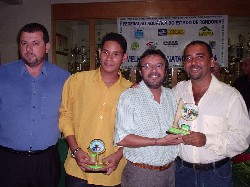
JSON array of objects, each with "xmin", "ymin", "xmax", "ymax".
[
  {"xmin": 122, "ymin": 53, "xmax": 128, "ymax": 63},
  {"xmin": 45, "ymin": 42, "xmax": 50, "ymax": 53},
  {"xmin": 98, "ymin": 48, "xmax": 101, "ymax": 58},
  {"xmin": 210, "ymin": 57, "xmax": 216, "ymax": 68}
]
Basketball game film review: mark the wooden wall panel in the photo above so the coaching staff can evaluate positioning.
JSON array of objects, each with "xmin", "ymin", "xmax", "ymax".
[{"xmin": 52, "ymin": 1, "xmax": 250, "ymax": 20}]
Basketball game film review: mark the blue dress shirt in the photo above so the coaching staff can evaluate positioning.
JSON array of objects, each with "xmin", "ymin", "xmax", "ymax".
[{"xmin": 0, "ymin": 60, "xmax": 70, "ymax": 151}]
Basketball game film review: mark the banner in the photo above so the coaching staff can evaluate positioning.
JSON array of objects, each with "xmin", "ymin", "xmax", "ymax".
[{"xmin": 118, "ymin": 15, "xmax": 228, "ymax": 68}]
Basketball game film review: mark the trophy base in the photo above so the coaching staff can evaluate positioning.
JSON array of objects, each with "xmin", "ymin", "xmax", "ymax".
[
  {"xmin": 86, "ymin": 164, "xmax": 107, "ymax": 173},
  {"xmin": 167, "ymin": 126, "xmax": 190, "ymax": 135}
]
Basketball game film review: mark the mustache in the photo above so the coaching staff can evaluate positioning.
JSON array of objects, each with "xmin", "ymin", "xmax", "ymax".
[
  {"xmin": 190, "ymin": 65, "xmax": 201, "ymax": 69},
  {"xmin": 147, "ymin": 73, "xmax": 161, "ymax": 77}
]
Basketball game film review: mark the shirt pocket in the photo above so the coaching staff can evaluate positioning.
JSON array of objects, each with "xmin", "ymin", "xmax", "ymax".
[
  {"xmin": 203, "ymin": 115, "xmax": 225, "ymax": 134},
  {"xmin": 41, "ymin": 94, "xmax": 61, "ymax": 116}
]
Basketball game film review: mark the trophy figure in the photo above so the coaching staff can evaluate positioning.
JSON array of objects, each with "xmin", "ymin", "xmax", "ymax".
[
  {"xmin": 87, "ymin": 139, "xmax": 106, "ymax": 171},
  {"xmin": 246, "ymin": 33, "xmax": 250, "ymax": 56},
  {"xmin": 167, "ymin": 98, "xmax": 198, "ymax": 135}
]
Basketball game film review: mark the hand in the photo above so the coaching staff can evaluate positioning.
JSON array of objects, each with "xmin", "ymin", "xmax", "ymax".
[
  {"xmin": 156, "ymin": 134, "xmax": 183, "ymax": 146},
  {"xmin": 74, "ymin": 149, "xmax": 96, "ymax": 171},
  {"xmin": 182, "ymin": 131, "xmax": 206, "ymax": 147},
  {"xmin": 100, "ymin": 150, "xmax": 123, "ymax": 175}
]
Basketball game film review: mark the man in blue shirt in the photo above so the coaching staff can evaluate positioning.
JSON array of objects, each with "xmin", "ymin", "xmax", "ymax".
[{"xmin": 0, "ymin": 23, "xmax": 70, "ymax": 187}]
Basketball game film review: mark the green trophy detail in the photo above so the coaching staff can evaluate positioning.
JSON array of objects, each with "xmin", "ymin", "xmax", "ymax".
[
  {"xmin": 167, "ymin": 98, "xmax": 197, "ymax": 135},
  {"xmin": 88, "ymin": 139, "xmax": 106, "ymax": 170}
]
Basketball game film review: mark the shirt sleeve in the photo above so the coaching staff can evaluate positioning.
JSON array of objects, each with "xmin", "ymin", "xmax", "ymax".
[
  {"xmin": 58, "ymin": 75, "xmax": 76, "ymax": 137},
  {"xmin": 114, "ymin": 91, "xmax": 135, "ymax": 146},
  {"xmin": 205, "ymin": 92, "xmax": 250, "ymax": 158}
]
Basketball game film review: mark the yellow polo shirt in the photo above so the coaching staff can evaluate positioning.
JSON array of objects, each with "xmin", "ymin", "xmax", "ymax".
[{"xmin": 59, "ymin": 68, "xmax": 132, "ymax": 186}]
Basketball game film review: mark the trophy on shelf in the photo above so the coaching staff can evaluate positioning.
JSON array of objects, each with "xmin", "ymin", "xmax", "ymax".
[
  {"xmin": 246, "ymin": 33, "xmax": 250, "ymax": 56},
  {"xmin": 167, "ymin": 98, "xmax": 198, "ymax": 135},
  {"xmin": 87, "ymin": 139, "xmax": 106, "ymax": 172}
]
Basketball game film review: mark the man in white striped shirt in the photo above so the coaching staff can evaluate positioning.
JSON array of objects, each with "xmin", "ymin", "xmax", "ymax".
[{"xmin": 114, "ymin": 49, "xmax": 183, "ymax": 187}]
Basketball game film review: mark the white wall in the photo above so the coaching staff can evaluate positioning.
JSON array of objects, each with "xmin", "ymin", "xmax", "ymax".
[{"xmin": 0, "ymin": 0, "xmax": 51, "ymax": 65}]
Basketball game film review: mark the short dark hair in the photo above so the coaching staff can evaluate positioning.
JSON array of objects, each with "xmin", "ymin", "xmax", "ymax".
[
  {"xmin": 138, "ymin": 49, "xmax": 168, "ymax": 70},
  {"xmin": 184, "ymin": 40, "xmax": 213, "ymax": 58},
  {"xmin": 17, "ymin": 23, "xmax": 49, "ymax": 44},
  {"xmin": 100, "ymin": 32, "xmax": 127, "ymax": 54}
]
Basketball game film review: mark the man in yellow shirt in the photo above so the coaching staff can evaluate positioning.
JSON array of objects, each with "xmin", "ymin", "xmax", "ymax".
[{"xmin": 59, "ymin": 32, "xmax": 132, "ymax": 187}]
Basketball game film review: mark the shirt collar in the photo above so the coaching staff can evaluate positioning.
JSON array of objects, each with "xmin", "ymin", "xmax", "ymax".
[
  {"xmin": 19, "ymin": 60, "xmax": 48, "ymax": 76},
  {"xmin": 186, "ymin": 74, "xmax": 219, "ymax": 94},
  {"xmin": 140, "ymin": 81, "xmax": 164, "ymax": 99},
  {"xmin": 94, "ymin": 67, "xmax": 123, "ymax": 85}
]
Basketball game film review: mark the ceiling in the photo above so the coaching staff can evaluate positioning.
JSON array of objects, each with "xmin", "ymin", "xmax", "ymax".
[
  {"xmin": 0, "ymin": 0, "xmax": 146, "ymax": 5},
  {"xmin": 0, "ymin": 0, "xmax": 22, "ymax": 4}
]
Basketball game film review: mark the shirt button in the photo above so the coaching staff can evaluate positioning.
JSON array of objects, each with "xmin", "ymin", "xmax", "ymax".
[
  {"xmin": 100, "ymin": 116, "xmax": 103, "ymax": 119},
  {"xmin": 33, "ymin": 106, "xmax": 35, "ymax": 108}
]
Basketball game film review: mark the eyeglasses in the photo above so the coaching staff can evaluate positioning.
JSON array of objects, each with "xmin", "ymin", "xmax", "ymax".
[{"xmin": 141, "ymin": 63, "xmax": 165, "ymax": 70}]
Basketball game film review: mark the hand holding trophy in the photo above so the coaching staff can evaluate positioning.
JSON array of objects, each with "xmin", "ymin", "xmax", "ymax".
[
  {"xmin": 167, "ymin": 98, "xmax": 198, "ymax": 135},
  {"xmin": 87, "ymin": 139, "xmax": 106, "ymax": 173}
]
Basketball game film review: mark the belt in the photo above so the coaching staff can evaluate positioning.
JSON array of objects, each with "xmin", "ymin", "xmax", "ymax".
[
  {"xmin": 0, "ymin": 144, "xmax": 56, "ymax": 156},
  {"xmin": 130, "ymin": 161, "xmax": 172, "ymax": 171},
  {"xmin": 176, "ymin": 156, "xmax": 230, "ymax": 170}
]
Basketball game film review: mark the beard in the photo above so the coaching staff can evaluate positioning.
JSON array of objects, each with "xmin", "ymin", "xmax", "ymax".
[
  {"xmin": 22, "ymin": 53, "xmax": 45, "ymax": 68},
  {"xmin": 142, "ymin": 72, "xmax": 165, "ymax": 89}
]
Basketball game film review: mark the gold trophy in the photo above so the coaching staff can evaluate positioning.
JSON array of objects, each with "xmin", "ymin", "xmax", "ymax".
[
  {"xmin": 167, "ymin": 98, "xmax": 198, "ymax": 135},
  {"xmin": 87, "ymin": 139, "xmax": 106, "ymax": 172}
]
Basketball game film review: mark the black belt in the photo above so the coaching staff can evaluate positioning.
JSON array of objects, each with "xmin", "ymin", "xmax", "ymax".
[
  {"xmin": 0, "ymin": 144, "xmax": 56, "ymax": 156},
  {"xmin": 176, "ymin": 156, "xmax": 230, "ymax": 170}
]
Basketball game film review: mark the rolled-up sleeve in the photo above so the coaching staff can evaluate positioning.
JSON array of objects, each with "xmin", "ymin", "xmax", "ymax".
[{"xmin": 114, "ymin": 91, "xmax": 135, "ymax": 146}]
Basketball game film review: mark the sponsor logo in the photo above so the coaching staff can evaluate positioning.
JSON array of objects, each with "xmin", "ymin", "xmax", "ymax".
[
  {"xmin": 167, "ymin": 28, "xmax": 185, "ymax": 36},
  {"xmin": 199, "ymin": 26, "xmax": 214, "ymax": 36},
  {"xmin": 134, "ymin": 28, "xmax": 144, "ymax": 39},
  {"xmin": 163, "ymin": 41, "xmax": 178, "ymax": 46},
  {"xmin": 130, "ymin": 42, "xmax": 140, "ymax": 50},
  {"xmin": 209, "ymin": 41, "xmax": 216, "ymax": 49},
  {"xmin": 146, "ymin": 41, "xmax": 158, "ymax": 49},
  {"xmin": 158, "ymin": 29, "xmax": 167, "ymax": 36}
]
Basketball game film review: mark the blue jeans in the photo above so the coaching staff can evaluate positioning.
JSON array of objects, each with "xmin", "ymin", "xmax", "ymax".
[
  {"xmin": 65, "ymin": 174, "xmax": 121, "ymax": 187},
  {"xmin": 175, "ymin": 159, "xmax": 233, "ymax": 187}
]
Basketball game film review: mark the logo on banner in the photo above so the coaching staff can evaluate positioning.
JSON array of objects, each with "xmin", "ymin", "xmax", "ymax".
[
  {"xmin": 134, "ymin": 28, "xmax": 144, "ymax": 39},
  {"xmin": 146, "ymin": 42, "xmax": 158, "ymax": 49},
  {"xmin": 199, "ymin": 26, "xmax": 214, "ymax": 36},
  {"xmin": 209, "ymin": 41, "xmax": 216, "ymax": 49},
  {"xmin": 130, "ymin": 42, "xmax": 140, "ymax": 50},
  {"xmin": 163, "ymin": 41, "xmax": 179, "ymax": 46},
  {"xmin": 158, "ymin": 29, "xmax": 167, "ymax": 36},
  {"xmin": 167, "ymin": 28, "xmax": 185, "ymax": 36}
]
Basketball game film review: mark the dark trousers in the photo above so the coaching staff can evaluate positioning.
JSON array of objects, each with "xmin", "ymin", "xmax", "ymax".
[
  {"xmin": 65, "ymin": 174, "xmax": 121, "ymax": 187},
  {"xmin": 0, "ymin": 145, "xmax": 61, "ymax": 187},
  {"xmin": 175, "ymin": 158, "xmax": 233, "ymax": 187}
]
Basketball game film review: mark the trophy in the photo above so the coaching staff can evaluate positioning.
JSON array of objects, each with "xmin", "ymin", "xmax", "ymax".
[
  {"xmin": 167, "ymin": 98, "xmax": 198, "ymax": 135},
  {"xmin": 87, "ymin": 139, "xmax": 106, "ymax": 172}
]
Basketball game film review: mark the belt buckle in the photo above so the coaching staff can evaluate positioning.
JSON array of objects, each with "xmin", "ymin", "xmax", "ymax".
[{"xmin": 193, "ymin": 163, "xmax": 200, "ymax": 170}]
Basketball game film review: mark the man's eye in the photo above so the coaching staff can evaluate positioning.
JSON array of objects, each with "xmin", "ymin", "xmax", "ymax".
[
  {"xmin": 20, "ymin": 42, "xmax": 27, "ymax": 46},
  {"xmin": 33, "ymin": 42, "xmax": 39, "ymax": 45},
  {"xmin": 156, "ymin": 64, "xmax": 163, "ymax": 68},
  {"xmin": 185, "ymin": 57, "xmax": 192, "ymax": 61}
]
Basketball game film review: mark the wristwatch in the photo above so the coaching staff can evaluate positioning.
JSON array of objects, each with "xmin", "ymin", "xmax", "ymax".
[{"xmin": 71, "ymin": 147, "xmax": 80, "ymax": 158}]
